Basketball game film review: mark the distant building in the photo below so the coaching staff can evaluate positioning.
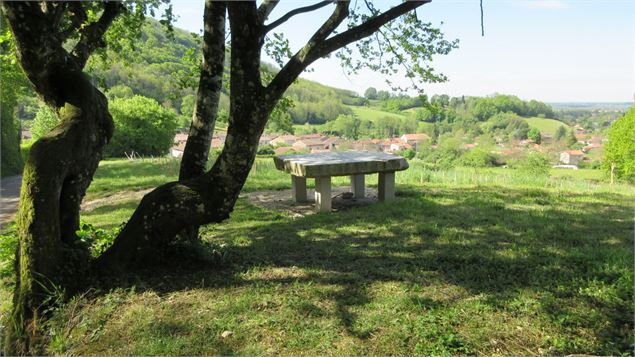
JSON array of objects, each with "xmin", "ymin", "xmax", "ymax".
[
  {"xmin": 21, "ymin": 129, "xmax": 32, "ymax": 140},
  {"xmin": 274, "ymin": 146, "xmax": 294, "ymax": 155},
  {"xmin": 351, "ymin": 139, "xmax": 382, "ymax": 152},
  {"xmin": 270, "ymin": 135, "xmax": 297, "ymax": 146},
  {"xmin": 399, "ymin": 133, "xmax": 429, "ymax": 149},
  {"xmin": 560, "ymin": 150, "xmax": 584, "ymax": 165},
  {"xmin": 259, "ymin": 134, "xmax": 278, "ymax": 146},
  {"xmin": 292, "ymin": 139, "xmax": 325, "ymax": 152}
]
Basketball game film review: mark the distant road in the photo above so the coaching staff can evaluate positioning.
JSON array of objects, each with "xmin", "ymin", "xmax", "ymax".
[{"xmin": 1, "ymin": 175, "xmax": 22, "ymax": 228}]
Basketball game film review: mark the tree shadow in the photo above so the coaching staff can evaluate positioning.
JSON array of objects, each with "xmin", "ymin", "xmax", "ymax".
[{"xmin": 96, "ymin": 185, "xmax": 634, "ymax": 353}]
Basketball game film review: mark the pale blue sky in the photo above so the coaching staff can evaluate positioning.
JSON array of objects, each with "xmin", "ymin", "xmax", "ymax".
[{"xmin": 166, "ymin": 1, "xmax": 634, "ymax": 102}]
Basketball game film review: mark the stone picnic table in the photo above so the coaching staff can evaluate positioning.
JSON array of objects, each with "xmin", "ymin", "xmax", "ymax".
[{"xmin": 273, "ymin": 151, "xmax": 409, "ymax": 213}]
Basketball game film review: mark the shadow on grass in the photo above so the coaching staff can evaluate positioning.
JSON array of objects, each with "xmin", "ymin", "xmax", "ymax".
[{"xmin": 96, "ymin": 185, "xmax": 634, "ymax": 354}]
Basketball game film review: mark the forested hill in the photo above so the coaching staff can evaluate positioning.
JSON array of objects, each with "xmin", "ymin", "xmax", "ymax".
[
  {"xmin": 83, "ymin": 19, "xmax": 360, "ymax": 128},
  {"xmin": 17, "ymin": 18, "xmax": 568, "ymax": 134}
]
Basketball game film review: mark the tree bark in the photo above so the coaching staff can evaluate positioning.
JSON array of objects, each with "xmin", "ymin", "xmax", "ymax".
[
  {"xmin": 1, "ymin": 3, "xmax": 118, "ymax": 354},
  {"xmin": 179, "ymin": 0, "xmax": 226, "ymax": 181},
  {"xmin": 178, "ymin": 0, "xmax": 226, "ymax": 242}
]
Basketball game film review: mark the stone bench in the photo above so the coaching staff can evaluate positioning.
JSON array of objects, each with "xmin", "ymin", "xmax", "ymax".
[{"xmin": 273, "ymin": 152, "xmax": 409, "ymax": 213}]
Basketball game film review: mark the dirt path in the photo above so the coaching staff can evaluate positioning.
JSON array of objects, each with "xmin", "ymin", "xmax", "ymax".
[{"xmin": 1, "ymin": 175, "xmax": 22, "ymax": 228}]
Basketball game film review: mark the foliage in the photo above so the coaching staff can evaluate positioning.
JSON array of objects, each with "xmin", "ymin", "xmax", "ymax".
[
  {"xmin": 604, "ymin": 106, "xmax": 634, "ymax": 182},
  {"xmin": 256, "ymin": 145, "xmax": 275, "ymax": 156},
  {"xmin": 31, "ymin": 105, "xmax": 59, "ymax": 140},
  {"xmin": 459, "ymin": 148, "xmax": 499, "ymax": 167},
  {"xmin": 364, "ymin": 87, "xmax": 377, "ymax": 99},
  {"xmin": 105, "ymin": 95, "xmax": 177, "ymax": 157},
  {"xmin": 527, "ymin": 128, "xmax": 542, "ymax": 144},
  {"xmin": 512, "ymin": 151, "xmax": 552, "ymax": 177},
  {"xmin": 75, "ymin": 221, "xmax": 120, "ymax": 258},
  {"xmin": 554, "ymin": 125, "xmax": 567, "ymax": 141},
  {"xmin": 0, "ymin": 19, "xmax": 25, "ymax": 176},
  {"xmin": 105, "ymin": 85, "xmax": 134, "ymax": 100},
  {"xmin": 402, "ymin": 148, "xmax": 416, "ymax": 160}
]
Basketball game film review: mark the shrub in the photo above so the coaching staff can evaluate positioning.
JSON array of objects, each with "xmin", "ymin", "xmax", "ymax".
[
  {"xmin": 459, "ymin": 149, "xmax": 498, "ymax": 167},
  {"xmin": 31, "ymin": 105, "xmax": 59, "ymax": 139},
  {"xmin": 402, "ymin": 148, "xmax": 416, "ymax": 160},
  {"xmin": 105, "ymin": 95, "xmax": 177, "ymax": 157},
  {"xmin": 257, "ymin": 145, "xmax": 275, "ymax": 156},
  {"xmin": 512, "ymin": 151, "xmax": 552, "ymax": 177},
  {"xmin": 604, "ymin": 106, "xmax": 634, "ymax": 182}
]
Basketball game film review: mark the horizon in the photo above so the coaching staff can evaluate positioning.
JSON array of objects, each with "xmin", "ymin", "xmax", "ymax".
[{"xmin": 161, "ymin": 0, "xmax": 634, "ymax": 103}]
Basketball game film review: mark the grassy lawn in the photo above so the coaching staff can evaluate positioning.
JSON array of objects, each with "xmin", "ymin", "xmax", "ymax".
[
  {"xmin": 524, "ymin": 117, "xmax": 569, "ymax": 135},
  {"xmin": 2, "ymin": 157, "xmax": 634, "ymax": 355},
  {"xmin": 349, "ymin": 106, "xmax": 406, "ymax": 121}
]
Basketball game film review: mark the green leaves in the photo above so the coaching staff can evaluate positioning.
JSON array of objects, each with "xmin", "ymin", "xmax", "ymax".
[{"xmin": 604, "ymin": 106, "xmax": 635, "ymax": 182}]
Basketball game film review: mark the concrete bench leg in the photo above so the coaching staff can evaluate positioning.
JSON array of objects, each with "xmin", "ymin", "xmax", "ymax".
[
  {"xmin": 350, "ymin": 174, "xmax": 365, "ymax": 198},
  {"xmin": 292, "ymin": 175, "xmax": 307, "ymax": 202},
  {"xmin": 314, "ymin": 176, "xmax": 332, "ymax": 213},
  {"xmin": 378, "ymin": 171, "xmax": 395, "ymax": 201}
]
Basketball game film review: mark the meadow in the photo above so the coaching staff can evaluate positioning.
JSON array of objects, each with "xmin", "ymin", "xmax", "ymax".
[
  {"xmin": 523, "ymin": 117, "xmax": 570, "ymax": 135},
  {"xmin": 1, "ymin": 157, "xmax": 633, "ymax": 355}
]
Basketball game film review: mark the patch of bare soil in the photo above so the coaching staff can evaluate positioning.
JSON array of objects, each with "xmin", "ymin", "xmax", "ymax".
[
  {"xmin": 240, "ymin": 186, "xmax": 379, "ymax": 218},
  {"xmin": 81, "ymin": 189, "xmax": 152, "ymax": 212}
]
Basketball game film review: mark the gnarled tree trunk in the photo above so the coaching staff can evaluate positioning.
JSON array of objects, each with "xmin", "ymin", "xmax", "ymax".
[{"xmin": 1, "ymin": 3, "xmax": 120, "ymax": 354}]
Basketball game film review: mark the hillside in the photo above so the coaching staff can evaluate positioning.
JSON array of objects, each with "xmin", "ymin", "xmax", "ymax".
[{"xmin": 524, "ymin": 117, "xmax": 569, "ymax": 135}]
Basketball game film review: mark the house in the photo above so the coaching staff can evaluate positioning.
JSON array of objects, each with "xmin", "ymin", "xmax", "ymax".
[
  {"xmin": 292, "ymin": 139, "xmax": 326, "ymax": 152},
  {"xmin": 399, "ymin": 133, "xmax": 429, "ymax": 149},
  {"xmin": 259, "ymin": 134, "xmax": 278, "ymax": 146},
  {"xmin": 574, "ymin": 133, "xmax": 588, "ymax": 144},
  {"xmin": 383, "ymin": 139, "xmax": 412, "ymax": 152},
  {"xmin": 351, "ymin": 139, "xmax": 382, "ymax": 152},
  {"xmin": 170, "ymin": 141, "xmax": 186, "ymax": 158},
  {"xmin": 274, "ymin": 146, "xmax": 294, "ymax": 155},
  {"xmin": 574, "ymin": 124, "xmax": 585, "ymax": 133},
  {"xmin": 270, "ymin": 134, "xmax": 297, "ymax": 146},
  {"xmin": 560, "ymin": 150, "xmax": 584, "ymax": 165},
  {"xmin": 322, "ymin": 137, "xmax": 343, "ymax": 151},
  {"xmin": 211, "ymin": 137, "xmax": 224, "ymax": 148}
]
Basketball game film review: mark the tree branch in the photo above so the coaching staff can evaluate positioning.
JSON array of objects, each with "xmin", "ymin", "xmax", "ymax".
[
  {"xmin": 318, "ymin": 0, "xmax": 430, "ymax": 59},
  {"xmin": 264, "ymin": 0, "xmax": 334, "ymax": 33},
  {"xmin": 267, "ymin": 1, "xmax": 348, "ymax": 94},
  {"xmin": 59, "ymin": 2, "xmax": 89, "ymax": 41},
  {"xmin": 71, "ymin": 1, "xmax": 124, "ymax": 69},
  {"xmin": 257, "ymin": 0, "xmax": 279, "ymax": 24}
]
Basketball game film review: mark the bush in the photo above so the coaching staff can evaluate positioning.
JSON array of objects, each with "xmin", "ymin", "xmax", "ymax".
[
  {"xmin": 105, "ymin": 95, "xmax": 177, "ymax": 157},
  {"xmin": 511, "ymin": 151, "xmax": 552, "ymax": 177},
  {"xmin": 604, "ymin": 106, "xmax": 634, "ymax": 182},
  {"xmin": 257, "ymin": 145, "xmax": 275, "ymax": 156},
  {"xmin": 459, "ymin": 149, "xmax": 498, "ymax": 167},
  {"xmin": 402, "ymin": 148, "xmax": 416, "ymax": 160},
  {"xmin": 31, "ymin": 105, "xmax": 59, "ymax": 139}
]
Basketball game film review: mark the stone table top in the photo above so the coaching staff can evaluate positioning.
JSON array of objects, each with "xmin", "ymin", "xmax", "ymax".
[{"xmin": 273, "ymin": 151, "xmax": 409, "ymax": 177}]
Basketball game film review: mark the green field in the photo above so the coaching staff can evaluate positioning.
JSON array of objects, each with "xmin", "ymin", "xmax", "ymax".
[
  {"xmin": 1, "ymin": 158, "xmax": 633, "ymax": 355},
  {"xmin": 524, "ymin": 117, "xmax": 569, "ymax": 135},
  {"xmin": 349, "ymin": 106, "xmax": 405, "ymax": 121}
]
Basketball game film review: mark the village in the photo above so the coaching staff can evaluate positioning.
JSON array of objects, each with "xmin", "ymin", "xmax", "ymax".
[{"xmin": 170, "ymin": 122, "xmax": 606, "ymax": 169}]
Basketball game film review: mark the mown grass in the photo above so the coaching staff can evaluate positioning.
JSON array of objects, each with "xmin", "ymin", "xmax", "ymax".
[
  {"xmin": 524, "ymin": 117, "xmax": 569, "ymax": 135},
  {"xmin": 349, "ymin": 106, "xmax": 406, "ymax": 121},
  {"xmin": 2, "ymin": 156, "xmax": 634, "ymax": 355}
]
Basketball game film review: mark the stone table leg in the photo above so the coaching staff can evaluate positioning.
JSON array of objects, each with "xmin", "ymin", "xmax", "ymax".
[
  {"xmin": 378, "ymin": 171, "xmax": 395, "ymax": 201},
  {"xmin": 292, "ymin": 175, "xmax": 307, "ymax": 202},
  {"xmin": 350, "ymin": 174, "xmax": 365, "ymax": 198},
  {"xmin": 314, "ymin": 176, "xmax": 332, "ymax": 213}
]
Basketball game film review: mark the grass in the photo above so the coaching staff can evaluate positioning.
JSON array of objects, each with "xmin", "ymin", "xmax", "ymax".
[
  {"xmin": 524, "ymin": 117, "xmax": 569, "ymax": 135},
  {"xmin": 349, "ymin": 106, "xmax": 406, "ymax": 121},
  {"xmin": 2, "ymin": 157, "xmax": 634, "ymax": 355}
]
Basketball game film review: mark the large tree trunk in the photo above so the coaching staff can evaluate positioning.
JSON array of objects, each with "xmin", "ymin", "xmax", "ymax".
[
  {"xmin": 2, "ymin": 4, "xmax": 117, "ymax": 353},
  {"xmin": 96, "ymin": 3, "xmax": 273, "ymax": 272},
  {"xmin": 178, "ymin": 0, "xmax": 226, "ymax": 242},
  {"xmin": 5, "ymin": 68, "xmax": 113, "ymax": 355}
]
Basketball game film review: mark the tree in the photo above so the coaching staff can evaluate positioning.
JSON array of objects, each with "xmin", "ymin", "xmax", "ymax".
[
  {"xmin": 30, "ymin": 105, "xmax": 59, "ymax": 139},
  {"xmin": 527, "ymin": 128, "xmax": 542, "ymax": 144},
  {"xmin": 604, "ymin": 106, "xmax": 634, "ymax": 182},
  {"xmin": 0, "ymin": 19, "xmax": 26, "ymax": 177},
  {"xmin": 3, "ymin": 1, "xmax": 456, "ymax": 353},
  {"xmin": 1, "ymin": 2, "xmax": 171, "ymax": 353},
  {"xmin": 105, "ymin": 95, "xmax": 178, "ymax": 157},
  {"xmin": 554, "ymin": 125, "xmax": 566, "ymax": 141},
  {"xmin": 331, "ymin": 114, "xmax": 361, "ymax": 139},
  {"xmin": 364, "ymin": 87, "xmax": 377, "ymax": 99},
  {"xmin": 567, "ymin": 128, "xmax": 578, "ymax": 147}
]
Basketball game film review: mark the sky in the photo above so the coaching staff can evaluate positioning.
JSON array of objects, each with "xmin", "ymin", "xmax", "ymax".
[{"xmin": 165, "ymin": 0, "xmax": 634, "ymax": 103}]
